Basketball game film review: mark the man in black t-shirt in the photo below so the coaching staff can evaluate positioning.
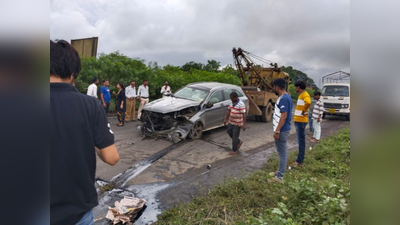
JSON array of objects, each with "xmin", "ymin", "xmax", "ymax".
[{"xmin": 50, "ymin": 40, "xmax": 119, "ymax": 225}]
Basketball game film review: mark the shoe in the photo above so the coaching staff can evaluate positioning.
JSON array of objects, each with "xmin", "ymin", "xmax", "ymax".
[
  {"xmin": 308, "ymin": 137, "xmax": 315, "ymax": 141},
  {"xmin": 311, "ymin": 139, "xmax": 320, "ymax": 143},
  {"xmin": 117, "ymin": 123, "xmax": 124, "ymax": 127},
  {"xmin": 228, "ymin": 151, "xmax": 238, "ymax": 155},
  {"xmin": 237, "ymin": 140, "xmax": 243, "ymax": 150},
  {"xmin": 292, "ymin": 162, "xmax": 303, "ymax": 167},
  {"xmin": 307, "ymin": 131, "xmax": 313, "ymax": 135},
  {"xmin": 267, "ymin": 176, "xmax": 282, "ymax": 183}
]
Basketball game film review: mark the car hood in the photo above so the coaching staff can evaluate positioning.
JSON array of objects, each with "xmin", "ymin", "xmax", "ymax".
[{"xmin": 143, "ymin": 97, "xmax": 201, "ymax": 113}]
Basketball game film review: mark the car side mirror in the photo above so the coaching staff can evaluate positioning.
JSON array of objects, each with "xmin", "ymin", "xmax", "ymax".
[{"xmin": 206, "ymin": 102, "xmax": 214, "ymax": 108}]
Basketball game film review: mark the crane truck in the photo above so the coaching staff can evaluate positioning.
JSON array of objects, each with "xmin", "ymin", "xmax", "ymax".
[{"xmin": 232, "ymin": 47, "xmax": 290, "ymax": 122}]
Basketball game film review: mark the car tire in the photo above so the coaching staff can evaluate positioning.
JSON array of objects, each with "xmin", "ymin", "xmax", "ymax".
[
  {"xmin": 189, "ymin": 121, "xmax": 203, "ymax": 140},
  {"xmin": 261, "ymin": 103, "xmax": 273, "ymax": 123},
  {"xmin": 255, "ymin": 115, "xmax": 262, "ymax": 122},
  {"xmin": 345, "ymin": 114, "xmax": 350, "ymax": 121},
  {"xmin": 322, "ymin": 112, "xmax": 326, "ymax": 119}
]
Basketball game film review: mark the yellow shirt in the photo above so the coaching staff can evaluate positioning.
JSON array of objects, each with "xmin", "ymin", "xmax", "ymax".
[{"xmin": 294, "ymin": 91, "xmax": 311, "ymax": 122}]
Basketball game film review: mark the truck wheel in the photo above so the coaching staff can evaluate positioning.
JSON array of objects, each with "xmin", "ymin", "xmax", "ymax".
[
  {"xmin": 189, "ymin": 122, "xmax": 203, "ymax": 140},
  {"xmin": 261, "ymin": 103, "xmax": 273, "ymax": 123},
  {"xmin": 255, "ymin": 115, "xmax": 262, "ymax": 122},
  {"xmin": 345, "ymin": 114, "xmax": 350, "ymax": 121}
]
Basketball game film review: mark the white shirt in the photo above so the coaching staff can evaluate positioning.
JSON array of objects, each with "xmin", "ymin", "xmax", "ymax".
[
  {"xmin": 87, "ymin": 83, "xmax": 98, "ymax": 98},
  {"xmin": 160, "ymin": 85, "xmax": 171, "ymax": 96},
  {"xmin": 125, "ymin": 85, "xmax": 137, "ymax": 98},
  {"xmin": 138, "ymin": 85, "xmax": 149, "ymax": 98}
]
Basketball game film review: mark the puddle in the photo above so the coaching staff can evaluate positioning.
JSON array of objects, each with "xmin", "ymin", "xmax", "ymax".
[{"xmin": 126, "ymin": 183, "xmax": 172, "ymax": 224}]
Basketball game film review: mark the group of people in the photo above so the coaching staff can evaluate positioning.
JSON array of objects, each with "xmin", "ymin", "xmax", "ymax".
[
  {"xmin": 223, "ymin": 79, "xmax": 324, "ymax": 183},
  {"xmin": 86, "ymin": 77, "xmax": 172, "ymax": 126}
]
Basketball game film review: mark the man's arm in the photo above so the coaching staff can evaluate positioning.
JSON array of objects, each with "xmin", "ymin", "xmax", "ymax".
[
  {"xmin": 87, "ymin": 85, "xmax": 92, "ymax": 96},
  {"xmin": 273, "ymin": 112, "xmax": 287, "ymax": 140},
  {"xmin": 241, "ymin": 112, "xmax": 247, "ymax": 131},
  {"xmin": 100, "ymin": 93, "xmax": 106, "ymax": 107},
  {"xmin": 223, "ymin": 108, "xmax": 230, "ymax": 125},
  {"xmin": 95, "ymin": 145, "xmax": 119, "ymax": 166},
  {"xmin": 94, "ymin": 86, "xmax": 98, "ymax": 98}
]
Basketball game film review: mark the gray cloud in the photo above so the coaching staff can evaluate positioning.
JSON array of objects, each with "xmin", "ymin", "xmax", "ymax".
[{"xmin": 50, "ymin": 0, "xmax": 350, "ymax": 86}]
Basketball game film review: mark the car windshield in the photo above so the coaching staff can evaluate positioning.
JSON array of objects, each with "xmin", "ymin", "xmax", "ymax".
[
  {"xmin": 322, "ymin": 86, "xmax": 349, "ymax": 97},
  {"xmin": 173, "ymin": 86, "xmax": 209, "ymax": 102}
]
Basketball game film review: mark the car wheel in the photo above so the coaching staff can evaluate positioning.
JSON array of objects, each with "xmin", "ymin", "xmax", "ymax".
[
  {"xmin": 189, "ymin": 122, "xmax": 203, "ymax": 140},
  {"xmin": 322, "ymin": 112, "xmax": 326, "ymax": 119},
  {"xmin": 345, "ymin": 114, "xmax": 350, "ymax": 121}
]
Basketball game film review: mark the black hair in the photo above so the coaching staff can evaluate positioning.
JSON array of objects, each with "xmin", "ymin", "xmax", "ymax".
[
  {"xmin": 117, "ymin": 82, "xmax": 125, "ymax": 90},
  {"xmin": 273, "ymin": 78, "xmax": 286, "ymax": 90},
  {"xmin": 314, "ymin": 91, "xmax": 321, "ymax": 96},
  {"xmin": 294, "ymin": 80, "xmax": 306, "ymax": 90},
  {"xmin": 102, "ymin": 79, "xmax": 109, "ymax": 84},
  {"xmin": 130, "ymin": 80, "xmax": 135, "ymax": 83},
  {"xmin": 143, "ymin": 79, "xmax": 148, "ymax": 82},
  {"xmin": 230, "ymin": 91, "xmax": 238, "ymax": 98},
  {"xmin": 50, "ymin": 40, "xmax": 81, "ymax": 79},
  {"xmin": 92, "ymin": 77, "xmax": 98, "ymax": 83}
]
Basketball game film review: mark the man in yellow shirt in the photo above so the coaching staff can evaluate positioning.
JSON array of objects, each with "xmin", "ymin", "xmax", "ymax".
[{"xmin": 293, "ymin": 81, "xmax": 311, "ymax": 166}]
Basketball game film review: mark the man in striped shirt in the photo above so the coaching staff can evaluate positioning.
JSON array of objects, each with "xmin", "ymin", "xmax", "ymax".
[
  {"xmin": 293, "ymin": 81, "xmax": 311, "ymax": 167},
  {"xmin": 223, "ymin": 92, "xmax": 246, "ymax": 155},
  {"xmin": 310, "ymin": 91, "xmax": 324, "ymax": 143}
]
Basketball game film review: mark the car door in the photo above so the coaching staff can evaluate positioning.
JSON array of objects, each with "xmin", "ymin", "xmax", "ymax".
[{"xmin": 202, "ymin": 90, "xmax": 227, "ymax": 130}]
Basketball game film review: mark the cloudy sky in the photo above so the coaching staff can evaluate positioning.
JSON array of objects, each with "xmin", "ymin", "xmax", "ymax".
[{"xmin": 50, "ymin": 0, "xmax": 350, "ymax": 87}]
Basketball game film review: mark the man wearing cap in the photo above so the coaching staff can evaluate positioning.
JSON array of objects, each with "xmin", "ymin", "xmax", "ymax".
[{"xmin": 160, "ymin": 81, "xmax": 172, "ymax": 98}]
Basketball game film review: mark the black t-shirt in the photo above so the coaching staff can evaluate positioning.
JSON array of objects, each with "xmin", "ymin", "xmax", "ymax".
[
  {"xmin": 116, "ymin": 89, "xmax": 126, "ymax": 111},
  {"xmin": 50, "ymin": 83, "xmax": 115, "ymax": 225}
]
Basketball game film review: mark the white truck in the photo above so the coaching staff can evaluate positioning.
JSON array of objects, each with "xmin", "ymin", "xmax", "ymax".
[{"xmin": 321, "ymin": 71, "xmax": 350, "ymax": 121}]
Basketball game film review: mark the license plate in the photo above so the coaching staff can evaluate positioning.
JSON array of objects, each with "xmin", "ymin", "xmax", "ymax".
[{"xmin": 329, "ymin": 108, "xmax": 335, "ymax": 113}]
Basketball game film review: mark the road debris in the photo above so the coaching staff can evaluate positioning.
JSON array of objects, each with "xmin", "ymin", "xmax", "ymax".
[{"xmin": 106, "ymin": 196, "xmax": 147, "ymax": 224}]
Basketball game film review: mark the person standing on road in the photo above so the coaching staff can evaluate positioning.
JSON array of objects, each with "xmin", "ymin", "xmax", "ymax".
[
  {"xmin": 113, "ymin": 82, "xmax": 126, "ymax": 127},
  {"xmin": 293, "ymin": 80, "xmax": 311, "ymax": 167},
  {"xmin": 160, "ymin": 81, "xmax": 172, "ymax": 98},
  {"xmin": 137, "ymin": 79, "xmax": 149, "ymax": 120},
  {"xmin": 87, "ymin": 77, "xmax": 99, "ymax": 98},
  {"xmin": 223, "ymin": 91, "xmax": 246, "ymax": 155},
  {"xmin": 50, "ymin": 40, "xmax": 119, "ymax": 225},
  {"xmin": 125, "ymin": 80, "xmax": 137, "ymax": 121},
  {"xmin": 100, "ymin": 79, "xmax": 111, "ymax": 116},
  {"xmin": 310, "ymin": 91, "xmax": 324, "ymax": 143},
  {"xmin": 268, "ymin": 78, "xmax": 293, "ymax": 183},
  {"xmin": 307, "ymin": 97, "xmax": 316, "ymax": 135}
]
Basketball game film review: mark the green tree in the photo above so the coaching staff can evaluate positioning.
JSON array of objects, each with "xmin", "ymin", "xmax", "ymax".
[
  {"xmin": 180, "ymin": 61, "xmax": 204, "ymax": 72},
  {"xmin": 204, "ymin": 60, "xmax": 221, "ymax": 72}
]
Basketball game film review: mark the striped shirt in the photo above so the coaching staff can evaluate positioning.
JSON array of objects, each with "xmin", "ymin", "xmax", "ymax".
[
  {"xmin": 228, "ymin": 99, "xmax": 246, "ymax": 126},
  {"xmin": 294, "ymin": 91, "xmax": 311, "ymax": 123},
  {"xmin": 312, "ymin": 98, "xmax": 324, "ymax": 120}
]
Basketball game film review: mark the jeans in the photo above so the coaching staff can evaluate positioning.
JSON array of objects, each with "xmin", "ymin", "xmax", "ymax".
[
  {"xmin": 76, "ymin": 210, "xmax": 94, "ymax": 225},
  {"xmin": 313, "ymin": 120, "xmax": 321, "ymax": 140},
  {"xmin": 275, "ymin": 130, "xmax": 290, "ymax": 179},
  {"xmin": 308, "ymin": 113, "xmax": 314, "ymax": 132},
  {"xmin": 295, "ymin": 122, "xmax": 307, "ymax": 164},
  {"xmin": 227, "ymin": 123, "xmax": 241, "ymax": 151},
  {"xmin": 103, "ymin": 102, "xmax": 110, "ymax": 116}
]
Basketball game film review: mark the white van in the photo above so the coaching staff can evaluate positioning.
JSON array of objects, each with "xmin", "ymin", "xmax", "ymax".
[{"xmin": 321, "ymin": 82, "xmax": 350, "ymax": 120}]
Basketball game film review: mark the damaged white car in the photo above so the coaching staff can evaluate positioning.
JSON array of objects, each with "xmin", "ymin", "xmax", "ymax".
[{"xmin": 139, "ymin": 82, "xmax": 249, "ymax": 143}]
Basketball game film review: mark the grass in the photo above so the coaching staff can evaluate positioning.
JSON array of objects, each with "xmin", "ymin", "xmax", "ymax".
[{"xmin": 156, "ymin": 127, "xmax": 350, "ymax": 225}]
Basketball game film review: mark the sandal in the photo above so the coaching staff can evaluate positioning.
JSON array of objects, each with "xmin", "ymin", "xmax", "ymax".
[
  {"xmin": 292, "ymin": 162, "xmax": 303, "ymax": 167},
  {"xmin": 267, "ymin": 177, "xmax": 282, "ymax": 183},
  {"xmin": 311, "ymin": 139, "xmax": 320, "ymax": 143},
  {"xmin": 228, "ymin": 151, "xmax": 238, "ymax": 155}
]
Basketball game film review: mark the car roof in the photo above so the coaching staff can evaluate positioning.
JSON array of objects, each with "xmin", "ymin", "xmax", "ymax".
[{"xmin": 187, "ymin": 82, "xmax": 240, "ymax": 90}]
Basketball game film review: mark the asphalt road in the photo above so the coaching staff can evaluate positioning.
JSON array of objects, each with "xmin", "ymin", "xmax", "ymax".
[{"xmin": 94, "ymin": 114, "xmax": 349, "ymax": 224}]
